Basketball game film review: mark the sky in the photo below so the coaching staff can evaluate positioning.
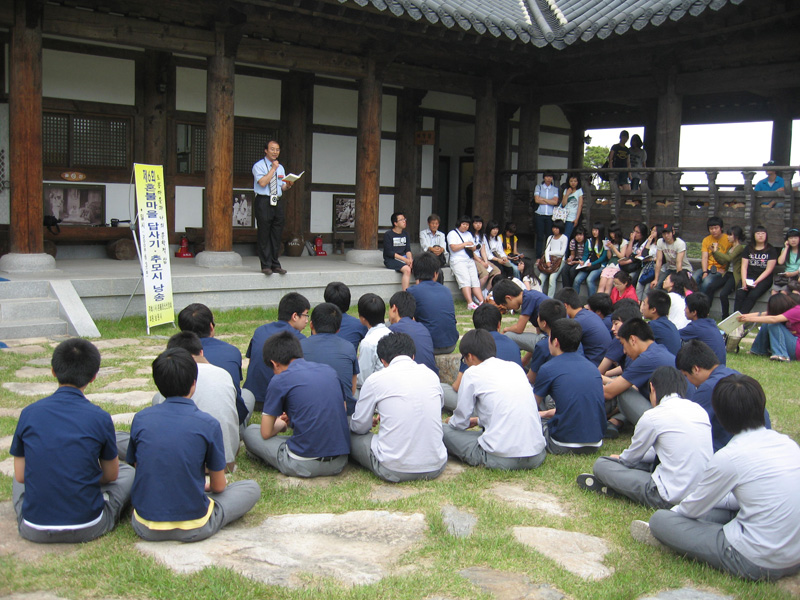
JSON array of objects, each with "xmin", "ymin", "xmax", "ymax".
[{"xmin": 587, "ymin": 120, "xmax": 800, "ymax": 187}]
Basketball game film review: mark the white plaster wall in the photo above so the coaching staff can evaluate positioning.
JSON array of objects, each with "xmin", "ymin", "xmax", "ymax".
[
  {"xmin": 421, "ymin": 91, "xmax": 475, "ymax": 115},
  {"xmin": 379, "ymin": 194, "xmax": 394, "ymax": 226},
  {"xmin": 381, "ymin": 139, "xmax": 396, "ymax": 187},
  {"xmin": 311, "ymin": 134, "xmax": 356, "ymax": 185},
  {"xmin": 541, "ymin": 105, "xmax": 571, "ymax": 128},
  {"xmin": 0, "ymin": 104, "xmax": 8, "ymax": 224},
  {"xmin": 104, "ymin": 183, "xmax": 138, "ymax": 223},
  {"xmin": 176, "ymin": 68, "xmax": 207, "ymax": 113},
  {"xmin": 538, "ymin": 156, "xmax": 569, "ymax": 171},
  {"xmin": 310, "ymin": 191, "xmax": 333, "ymax": 234},
  {"xmin": 419, "ymin": 196, "xmax": 432, "ymax": 231},
  {"xmin": 382, "ymin": 94, "xmax": 397, "ymax": 133},
  {"xmin": 540, "ymin": 131, "xmax": 569, "ymax": 152},
  {"xmin": 43, "ymin": 50, "xmax": 135, "ymax": 105},
  {"xmin": 314, "ymin": 86, "xmax": 357, "ymax": 128},
  {"xmin": 235, "ymin": 74, "xmax": 281, "ymax": 119},
  {"xmin": 174, "ymin": 186, "xmax": 204, "ymax": 233},
  {"xmin": 420, "ymin": 116, "xmax": 435, "ymax": 188}
]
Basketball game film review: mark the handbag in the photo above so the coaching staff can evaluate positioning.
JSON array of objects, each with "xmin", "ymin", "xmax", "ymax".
[
  {"xmin": 536, "ymin": 237, "xmax": 562, "ymax": 275},
  {"xmin": 638, "ymin": 259, "xmax": 656, "ymax": 284},
  {"xmin": 552, "ymin": 201, "xmax": 569, "ymax": 223}
]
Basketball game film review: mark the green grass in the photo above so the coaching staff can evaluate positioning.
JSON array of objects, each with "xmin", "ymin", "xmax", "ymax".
[{"xmin": 1, "ymin": 305, "xmax": 798, "ymax": 600}]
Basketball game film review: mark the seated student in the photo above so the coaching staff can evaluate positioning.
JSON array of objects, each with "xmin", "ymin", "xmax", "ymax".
[
  {"xmin": 604, "ymin": 318, "xmax": 678, "ymax": 431},
  {"xmin": 579, "ymin": 366, "xmax": 712, "ymax": 508},
  {"xmin": 243, "ymin": 332, "xmax": 351, "ymax": 478},
  {"xmin": 639, "ymin": 375, "xmax": 800, "ymax": 582},
  {"xmin": 587, "ymin": 292, "xmax": 614, "ymax": 333},
  {"xmin": 356, "ymin": 292, "xmax": 392, "ymax": 387},
  {"xmin": 350, "ymin": 333, "xmax": 447, "ymax": 482},
  {"xmin": 610, "ymin": 270, "xmax": 639, "ymax": 304},
  {"xmin": 741, "ymin": 292, "xmax": 800, "ymax": 362},
  {"xmin": 662, "ymin": 271, "xmax": 692, "ymax": 329},
  {"xmin": 680, "ymin": 292, "xmax": 726, "ymax": 365},
  {"xmin": 597, "ymin": 300, "xmax": 642, "ymax": 376},
  {"xmin": 10, "ymin": 339, "xmax": 134, "ymax": 543},
  {"xmin": 493, "ymin": 278, "xmax": 548, "ymax": 353},
  {"xmin": 676, "ymin": 340, "xmax": 771, "ymax": 452},
  {"xmin": 554, "ymin": 287, "xmax": 611, "ymax": 366},
  {"xmin": 419, "ymin": 213, "xmax": 449, "ymax": 269},
  {"xmin": 640, "ymin": 289, "xmax": 682, "ymax": 355},
  {"xmin": 383, "ymin": 212, "xmax": 413, "ymax": 290},
  {"xmin": 528, "ymin": 299, "xmax": 569, "ymax": 386},
  {"xmin": 300, "ymin": 303, "xmax": 358, "ymax": 415},
  {"xmin": 443, "ymin": 303, "xmax": 523, "ymax": 410},
  {"xmin": 179, "ymin": 303, "xmax": 250, "ymax": 424},
  {"xmin": 444, "ymin": 329, "xmax": 546, "ymax": 470},
  {"xmin": 325, "ymin": 281, "xmax": 368, "ymax": 350},
  {"xmin": 534, "ymin": 319, "xmax": 606, "ymax": 455},
  {"xmin": 153, "ymin": 332, "xmax": 240, "ymax": 471},
  {"xmin": 128, "ymin": 348, "xmax": 260, "ymax": 542},
  {"xmin": 387, "ymin": 291, "xmax": 438, "ymax": 376},
  {"xmin": 243, "ymin": 292, "xmax": 309, "ymax": 406},
  {"xmin": 408, "ymin": 251, "xmax": 459, "ymax": 354}
]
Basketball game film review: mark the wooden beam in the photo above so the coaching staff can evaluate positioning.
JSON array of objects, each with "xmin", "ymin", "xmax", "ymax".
[
  {"xmin": 472, "ymin": 81, "xmax": 497, "ymax": 221},
  {"xmin": 354, "ymin": 57, "xmax": 382, "ymax": 250},
  {"xmin": 654, "ymin": 68, "xmax": 681, "ymax": 189},
  {"xmin": 676, "ymin": 63, "xmax": 800, "ymax": 96}
]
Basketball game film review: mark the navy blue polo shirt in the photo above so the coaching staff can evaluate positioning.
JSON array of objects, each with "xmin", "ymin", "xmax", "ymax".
[
  {"xmin": 680, "ymin": 318, "xmax": 727, "ymax": 365},
  {"xmin": 573, "ymin": 309, "xmax": 612, "ymax": 366},
  {"xmin": 534, "ymin": 352, "xmax": 606, "ymax": 444},
  {"xmin": 520, "ymin": 289, "xmax": 548, "ymax": 323},
  {"xmin": 602, "ymin": 314, "xmax": 613, "ymax": 334},
  {"xmin": 622, "ymin": 342, "xmax": 677, "ymax": 399},
  {"xmin": 460, "ymin": 330, "xmax": 523, "ymax": 373},
  {"xmin": 529, "ymin": 336, "xmax": 584, "ymax": 375},
  {"xmin": 690, "ymin": 366, "xmax": 771, "ymax": 452},
  {"xmin": 408, "ymin": 280, "xmax": 459, "ymax": 349},
  {"xmin": 604, "ymin": 338, "xmax": 626, "ymax": 368},
  {"xmin": 128, "ymin": 396, "xmax": 226, "ymax": 522},
  {"xmin": 263, "ymin": 359, "xmax": 350, "ymax": 458},
  {"xmin": 389, "ymin": 317, "xmax": 439, "ymax": 375},
  {"xmin": 244, "ymin": 321, "xmax": 307, "ymax": 403},
  {"xmin": 300, "ymin": 333, "xmax": 359, "ymax": 413},
  {"xmin": 648, "ymin": 316, "xmax": 682, "ymax": 355},
  {"xmin": 201, "ymin": 336, "xmax": 248, "ymax": 423},
  {"xmin": 10, "ymin": 386, "xmax": 118, "ymax": 526},
  {"xmin": 337, "ymin": 312, "xmax": 368, "ymax": 350}
]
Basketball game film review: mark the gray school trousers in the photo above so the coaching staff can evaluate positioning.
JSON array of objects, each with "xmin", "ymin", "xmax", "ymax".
[
  {"xmin": 505, "ymin": 331, "xmax": 544, "ymax": 354},
  {"xmin": 242, "ymin": 424, "xmax": 348, "ymax": 478},
  {"xmin": 617, "ymin": 388, "xmax": 652, "ymax": 426},
  {"xmin": 442, "ymin": 427, "xmax": 546, "ymax": 470},
  {"xmin": 349, "ymin": 432, "xmax": 446, "ymax": 483},
  {"xmin": 592, "ymin": 456, "xmax": 672, "ymax": 509}
]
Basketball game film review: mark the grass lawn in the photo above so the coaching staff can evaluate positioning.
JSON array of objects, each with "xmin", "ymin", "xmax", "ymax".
[{"xmin": 1, "ymin": 303, "xmax": 798, "ymax": 600}]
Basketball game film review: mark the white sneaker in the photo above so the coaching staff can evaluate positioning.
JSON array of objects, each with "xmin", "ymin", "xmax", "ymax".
[
  {"xmin": 630, "ymin": 520, "xmax": 665, "ymax": 549},
  {"xmin": 467, "ymin": 302, "xmax": 479, "ymax": 310}
]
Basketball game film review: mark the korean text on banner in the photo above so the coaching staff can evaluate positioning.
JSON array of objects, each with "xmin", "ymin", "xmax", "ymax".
[{"xmin": 134, "ymin": 164, "xmax": 174, "ymax": 330}]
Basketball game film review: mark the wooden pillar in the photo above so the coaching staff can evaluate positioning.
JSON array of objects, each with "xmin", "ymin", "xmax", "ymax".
[
  {"xmin": 473, "ymin": 81, "xmax": 497, "ymax": 220},
  {"xmin": 518, "ymin": 101, "xmax": 540, "ymax": 194},
  {"xmin": 395, "ymin": 89, "xmax": 422, "ymax": 240},
  {"xmin": 494, "ymin": 103, "xmax": 515, "ymax": 224},
  {"xmin": 642, "ymin": 104, "xmax": 658, "ymax": 191},
  {"xmin": 354, "ymin": 58, "xmax": 383, "ymax": 250},
  {"xmin": 654, "ymin": 68, "xmax": 681, "ymax": 190},
  {"xmin": 770, "ymin": 99, "xmax": 792, "ymax": 166},
  {"xmin": 8, "ymin": 0, "xmax": 44, "ymax": 255},
  {"xmin": 281, "ymin": 72, "xmax": 314, "ymax": 239},
  {"xmin": 567, "ymin": 112, "xmax": 585, "ymax": 170},
  {"xmin": 204, "ymin": 31, "xmax": 236, "ymax": 254}
]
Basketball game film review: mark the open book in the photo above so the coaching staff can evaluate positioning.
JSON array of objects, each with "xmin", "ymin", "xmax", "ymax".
[
  {"xmin": 718, "ymin": 312, "xmax": 743, "ymax": 335},
  {"xmin": 282, "ymin": 171, "xmax": 305, "ymax": 183},
  {"xmin": 576, "ymin": 259, "xmax": 593, "ymax": 270}
]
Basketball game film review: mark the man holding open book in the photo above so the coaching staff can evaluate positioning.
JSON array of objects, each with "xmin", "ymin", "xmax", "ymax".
[{"xmin": 253, "ymin": 140, "xmax": 296, "ymax": 275}]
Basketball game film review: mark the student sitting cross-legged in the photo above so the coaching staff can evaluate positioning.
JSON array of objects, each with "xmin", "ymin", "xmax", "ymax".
[
  {"xmin": 10, "ymin": 338, "xmax": 134, "ymax": 543},
  {"xmin": 639, "ymin": 289, "xmax": 681, "ymax": 355},
  {"xmin": 578, "ymin": 366, "xmax": 712, "ymax": 508},
  {"xmin": 492, "ymin": 277, "xmax": 548, "ymax": 353},
  {"xmin": 243, "ymin": 331, "xmax": 351, "ymax": 478},
  {"xmin": 349, "ymin": 332, "xmax": 448, "ymax": 482},
  {"xmin": 679, "ymin": 292, "xmax": 726, "ymax": 365},
  {"xmin": 443, "ymin": 329, "xmax": 547, "ymax": 470},
  {"xmin": 356, "ymin": 292, "xmax": 392, "ymax": 388},
  {"xmin": 127, "ymin": 348, "xmax": 260, "ymax": 542}
]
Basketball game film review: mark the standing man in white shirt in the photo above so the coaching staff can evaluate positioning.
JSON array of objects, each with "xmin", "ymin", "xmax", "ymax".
[
  {"xmin": 252, "ymin": 140, "xmax": 294, "ymax": 275},
  {"xmin": 533, "ymin": 172, "xmax": 559, "ymax": 259},
  {"xmin": 443, "ymin": 329, "xmax": 547, "ymax": 470},
  {"xmin": 349, "ymin": 333, "xmax": 447, "ymax": 482}
]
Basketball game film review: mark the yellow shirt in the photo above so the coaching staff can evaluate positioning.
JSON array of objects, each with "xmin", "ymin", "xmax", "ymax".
[{"xmin": 702, "ymin": 234, "xmax": 731, "ymax": 272}]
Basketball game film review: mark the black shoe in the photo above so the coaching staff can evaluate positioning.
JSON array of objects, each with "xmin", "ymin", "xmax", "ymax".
[
  {"xmin": 261, "ymin": 268, "xmax": 273, "ymax": 275},
  {"xmin": 604, "ymin": 421, "xmax": 620, "ymax": 439},
  {"xmin": 273, "ymin": 267, "xmax": 287, "ymax": 274},
  {"xmin": 576, "ymin": 473, "xmax": 618, "ymax": 497}
]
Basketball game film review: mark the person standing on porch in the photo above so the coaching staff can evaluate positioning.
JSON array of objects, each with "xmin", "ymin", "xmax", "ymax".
[
  {"xmin": 533, "ymin": 173, "xmax": 559, "ymax": 258},
  {"xmin": 252, "ymin": 140, "xmax": 294, "ymax": 275}
]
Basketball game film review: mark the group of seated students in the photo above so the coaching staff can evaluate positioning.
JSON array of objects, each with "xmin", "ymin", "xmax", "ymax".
[{"xmin": 10, "ymin": 249, "xmax": 800, "ymax": 583}]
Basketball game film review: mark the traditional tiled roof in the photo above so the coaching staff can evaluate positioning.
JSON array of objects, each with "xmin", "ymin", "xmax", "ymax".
[{"xmin": 337, "ymin": 0, "xmax": 746, "ymax": 48}]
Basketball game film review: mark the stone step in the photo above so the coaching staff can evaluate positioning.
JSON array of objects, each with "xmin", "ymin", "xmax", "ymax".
[
  {"xmin": 0, "ymin": 280, "xmax": 51, "ymax": 300},
  {"xmin": 0, "ymin": 297, "xmax": 60, "ymax": 321},
  {"xmin": 0, "ymin": 318, "xmax": 69, "ymax": 340}
]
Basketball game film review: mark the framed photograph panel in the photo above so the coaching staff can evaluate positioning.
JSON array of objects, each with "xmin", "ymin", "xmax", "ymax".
[
  {"xmin": 43, "ymin": 183, "xmax": 105, "ymax": 226},
  {"xmin": 333, "ymin": 194, "xmax": 355, "ymax": 232},
  {"xmin": 232, "ymin": 190, "xmax": 255, "ymax": 228}
]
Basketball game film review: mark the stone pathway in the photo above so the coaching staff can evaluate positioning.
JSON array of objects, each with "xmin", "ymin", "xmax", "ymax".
[
  {"xmin": 85, "ymin": 391, "xmax": 154, "ymax": 407},
  {"xmin": 0, "ymin": 502, "xmax": 77, "ymax": 563},
  {"xmin": 136, "ymin": 510, "xmax": 427, "ymax": 587},
  {"xmin": 99, "ymin": 378, "xmax": 151, "ymax": 391},
  {"xmin": 441, "ymin": 505, "xmax": 476, "ymax": 538},
  {"xmin": 92, "ymin": 338, "xmax": 141, "ymax": 350},
  {"xmin": 14, "ymin": 367, "xmax": 52, "ymax": 379},
  {"xmin": 0, "ymin": 407, "xmax": 23, "ymax": 418},
  {"xmin": 637, "ymin": 589, "xmax": 732, "ymax": 600},
  {"xmin": 2, "ymin": 382, "xmax": 58, "ymax": 397},
  {"xmin": 2, "ymin": 345, "xmax": 47, "ymax": 355},
  {"xmin": 111, "ymin": 412, "xmax": 137, "ymax": 426},
  {"xmin": 488, "ymin": 484, "xmax": 570, "ymax": 518},
  {"xmin": 0, "ymin": 435, "xmax": 13, "ymax": 453},
  {"xmin": 0, "ymin": 457, "xmax": 14, "ymax": 477},
  {"xmin": 513, "ymin": 526, "xmax": 613, "ymax": 580},
  {"xmin": 458, "ymin": 567, "xmax": 566, "ymax": 600},
  {"xmin": 777, "ymin": 572, "xmax": 800, "ymax": 596},
  {"xmin": 368, "ymin": 484, "xmax": 425, "ymax": 503},
  {"xmin": 25, "ymin": 358, "xmax": 52, "ymax": 366}
]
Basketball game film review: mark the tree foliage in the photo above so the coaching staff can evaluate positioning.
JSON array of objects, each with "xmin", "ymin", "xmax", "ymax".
[{"xmin": 584, "ymin": 145, "xmax": 611, "ymax": 189}]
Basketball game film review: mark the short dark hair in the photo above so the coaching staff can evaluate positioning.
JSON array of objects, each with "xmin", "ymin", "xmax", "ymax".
[
  {"xmin": 264, "ymin": 139, "xmax": 279, "ymax": 150},
  {"xmin": 554, "ymin": 287, "xmax": 581, "ymax": 309},
  {"xmin": 472, "ymin": 303, "xmax": 503, "ymax": 331},
  {"xmin": 619, "ymin": 129, "xmax": 629, "ymax": 140},
  {"xmin": 617, "ymin": 318, "xmax": 654, "ymax": 342},
  {"xmin": 390, "ymin": 212, "xmax": 405, "ymax": 226},
  {"xmin": 503, "ymin": 221, "xmax": 517, "ymax": 235},
  {"xmin": 675, "ymin": 339, "xmax": 719, "ymax": 372},
  {"xmin": 726, "ymin": 225, "xmax": 744, "ymax": 243},
  {"xmin": 549, "ymin": 318, "xmax": 582, "ymax": 353},
  {"xmin": 667, "ymin": 270, "xmax": 692, "ymax": 296},
  {"xmin": 712, "ymin": 374, "xmax": 766, "ymax": 434},
  {"xmin": 537, "ymin": 299, "xmax": 567, "ymax": 329},
  {"xmin": 377, "ymin": 332, "xmax": 416, "ymax": 363},
  {"xmin": 311, "ymin": 302, "xmax": 342, "ymax": 334},
  {"xmin": 278, "ymin": 292, "xmax": 310, "ymax": 322},
  {"xmin": 262, "ymin": 331, "xmax": 303, "ymax": 369},
  {"xmin": 358, "ymin": 293, "xmax": 386, "ymax": 327},
  {"xmin": 486, "ymin": 220, "xmax": 501, "ymax": 236},
  {"xmin": 492, "ymin": 279, "xmax": 523, "ymax": 307},
  {"xmin": 460, "ymin": 328, "xmax": 496, "ymax": 362},
  {"xmin": 412, "ymin": 251, "xmax": 440, "ymax": 281},
  {"xmin": 456, "ymin": 215, "xmax": 472, "ymax": 227},
  {"xmin": 588, "ymin": 293, "xmax": 613, "ymax": 317},
  {"xmin": 613, "ymin": 270, "xmax": 632, "ymax": 286},
  {"xmin": 166, "ymin": 331, "xmax": 203, "ymax": 356},
  {"xmin": 152, "ymin": 347, "xmax": 198, "ymax": 398},
  {"xmin": 178, "ymin": 303, "xmax": 214, "ymax": 337},
  {"xmin": 427, "ymin": 213, "xmax": 441, "ymax": 224},
  {"xmin": 611, "ymin": 300, "xmax": 642, "ymax": 325},
  {"xmin": 707, "ymin": 216, "xmax": 723, "ymax": 230},
  {"xmin": 650, "ymin": 366, "xmax": 687, "ymax": 402},
  {"xmin": 324, "ymin": 282, "xmax": 352, "ymax": 312},
  {"xmin": 767, "ymin": 292, "xmax": 798, "ymax": 316},
  {"xmin": 685, "ymin": 292, "xmax": 711, "ymax": 319},
  {"xmin": 51, "ymin": 338, "xmax": 101, "ymax": 387},
  {"xmin": 389, "ymin": 291, "xmax": 416, "ymax": 319},
  {"xmin": 551, "ymin": 220, "xmax": 566, "ymax": 235},
  {"xmin": 646, "ymin": 289, "xmax": 671, "ymax": 317},
  {"xmin": 572, "ymin": 225, "xmax": 587, "ymax": 239}
]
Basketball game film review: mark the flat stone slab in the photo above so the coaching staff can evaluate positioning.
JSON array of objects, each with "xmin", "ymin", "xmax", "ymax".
[
  {"xmin": 135, "ymin": 367, "xmax": 151, "ymax": 375},
  {"xmin": 438, "ymin": 458, "xmax": 466, "ymax": 481},
  {"xmin": 0, "ymin": 457, "xmax": 15, "ymax": 477},
  {"xmin": 778, "ymin": 573, "xmax": 800, "ymax": 596},
  {"xmin": 1, "ymin": 337, "xmax": 54, "ymax": 347},
  {"xmin": 459, "ymin": 567, "xmax": 566, "ymax": 600},
  {"xmin": 0, "ymin": 435, "xmax": 13, "ymax": 453},
  {"xmin": 99, "ymin": 378, "xmax": 151, "ymax": 391},
  {"xmin": 86, "ymin": 390, "xmax": 154, "ymax": 407},
  {"xmin": 111, "ymin": 412, "xmax": 137, "ymax": 426},
  {"xmin": 369, "ymin": 485, "xmax": 425, "ymax": 503},
  {"xmin": 489, "ymin": 484, "xmax": 569, "ymax": 518},
  {"xmin": 0, "ymin": 407, "xmax": 23, "ymax": 418},
  {"xmin": 2, "ymin": 345, "xmax": 47, "ymax": 355},
  {"xmin": 637, "ymin": 589, "xmax": 733, "ymax": 600},
  {"xmin": 92, "ymin": 338, "xmax": 141, "ymax": 350},
  {"xmin": 513, "ymin": 527, "xmax": 613, "ymax": 580},
  {"xmin": 14, "ymin": 367, "xmax": 52, "ymax": 379},
  {"xmin": 274, "ymin": 464, "xmax": 354, "ymax": 489},
  {"xmin": 136, "ymin": 510, "xmax": 427, "ymax": 588},
  {"xmin": 2, "ymin": 382, "xmax": 58, "ymax": 397},
  {"xmin": 25, "ymin": 357, "xmax": 52, "ymax": 366},
  {"xmin": 441, "ymin": 505, "xmax": 477, "ymax": 538},
  {"xmin": 0, "ymin": 502, "xmax": 77, "ymax": 563},
  {"xmin": 96, "ymin": 366, "xmax": 124, "ymax": 378}
]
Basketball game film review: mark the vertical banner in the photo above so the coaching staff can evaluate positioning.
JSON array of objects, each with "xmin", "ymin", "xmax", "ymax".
[{"xmin": 133, "ymin": 164, "xmax": 174, "ymax": 333}]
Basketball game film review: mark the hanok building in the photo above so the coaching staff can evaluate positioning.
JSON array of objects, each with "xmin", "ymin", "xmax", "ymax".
[{"xmin": 0, "ymin": 0, "xmax": 798, "ymax": 272}]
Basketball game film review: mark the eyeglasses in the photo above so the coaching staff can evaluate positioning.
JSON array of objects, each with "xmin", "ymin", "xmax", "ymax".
[{"xmin": 300, "ymin": 312, "xmax": 310, "ymax": 319}]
